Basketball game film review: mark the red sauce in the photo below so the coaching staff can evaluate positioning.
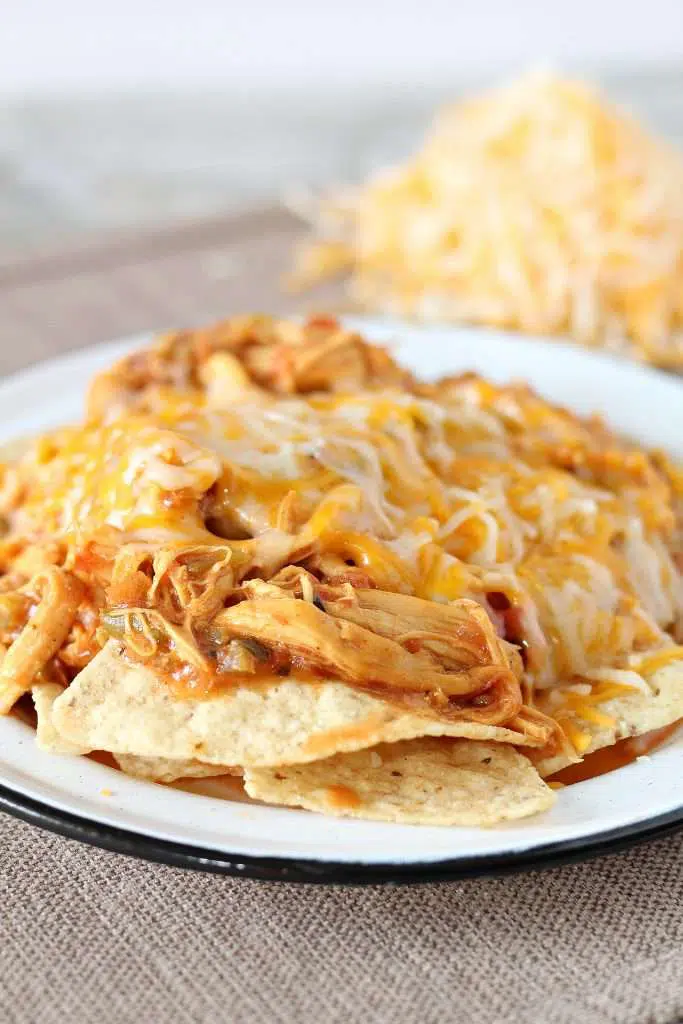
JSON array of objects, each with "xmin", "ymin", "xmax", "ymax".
[
  {"xmin": 325, "ymin": 784, "xmax": 362, "ymax": 810},
  {"xmin": 550, "ymin": 720, "xmax": 682, "ymax": 786},
  {"xmin": 87, "ymin": 750, "xmax": 120, "ymax": 770},
  {"xmin": 165, "ymin": 654, "xmax": 325, "ymax": 700},
  {"xmin": 303, "ymin": 712, "xmax": 387, "ymax": 758}
]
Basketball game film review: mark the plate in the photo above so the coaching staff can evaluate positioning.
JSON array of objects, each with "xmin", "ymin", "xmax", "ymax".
[{"xmin": 1, "ymin": 319, "xmax": 682, "ymax": 884}]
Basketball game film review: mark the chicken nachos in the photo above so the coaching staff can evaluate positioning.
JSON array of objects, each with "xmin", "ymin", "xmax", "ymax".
[{"xmin": 0, "ymin": 315, "xmax": 681, "ymax": 826}]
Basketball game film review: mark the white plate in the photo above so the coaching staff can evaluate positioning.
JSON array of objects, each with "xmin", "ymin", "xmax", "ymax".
[{"xmin": 1, "ymin": 319, "xmax": 682, "ymax": 883}]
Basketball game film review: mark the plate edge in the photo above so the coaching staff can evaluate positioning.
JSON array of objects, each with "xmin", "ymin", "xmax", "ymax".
[
  {"xmin": 1, "ymin": 782, "xmax": 681, "ymax": 886},
  {"xmin": 1, "ymin": 325, "xmax": 682, "ymax": 880}
]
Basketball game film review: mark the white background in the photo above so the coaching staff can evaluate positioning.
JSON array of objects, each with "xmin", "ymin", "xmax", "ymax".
[
  {"xmin": 2, "ymin": 0, "xmax": 682, "ymax": 255},
  {"xmin": 3, "ymin": 0, "xmax": 683, "ymax": 95}
]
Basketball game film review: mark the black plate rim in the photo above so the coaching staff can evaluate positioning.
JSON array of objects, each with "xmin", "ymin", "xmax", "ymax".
[{"xmin": 1, "ymin": 780, "xmax": 682, "ymax": 884}]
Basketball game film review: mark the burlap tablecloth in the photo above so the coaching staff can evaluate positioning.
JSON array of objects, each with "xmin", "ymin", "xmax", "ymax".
[{"xmin": 1, "ymin": 209, "xmax": 682, "ymax": 1024}]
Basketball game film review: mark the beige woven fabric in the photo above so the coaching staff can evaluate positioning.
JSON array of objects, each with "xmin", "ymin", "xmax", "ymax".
[{"xmin": 0, "ymin": 209, "xmax": 682, "ymax": 1024}]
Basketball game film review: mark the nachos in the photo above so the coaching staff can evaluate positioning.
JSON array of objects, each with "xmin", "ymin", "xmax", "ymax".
[{"xmin": 0, "ymin": 315, "xmax": 681, "ymax": 825}]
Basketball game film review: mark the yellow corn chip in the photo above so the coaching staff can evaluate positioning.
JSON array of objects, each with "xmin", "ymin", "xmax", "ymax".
[
  {"xmin": 244, "ymin": 737, "xmax": 555, "ymax": 826},
  {"xmin": 534, "ymin": 662, "xmax": 683, "ymax": 776},
  {"xmin": 52, "ymin": 641, "xmax": 542, "ymax": 768},
  {"xmin": 114, "ymin": 754, "xmax": 242, "ymax": 784},
  {"xmin": 32, "ymin": 682, "xmax": 90, "ymax": 756}
]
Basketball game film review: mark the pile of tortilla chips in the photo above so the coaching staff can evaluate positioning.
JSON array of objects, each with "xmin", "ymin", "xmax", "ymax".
[{"xmin": 45, "ymin": 641, "xmax": 554, "ymax": 824}]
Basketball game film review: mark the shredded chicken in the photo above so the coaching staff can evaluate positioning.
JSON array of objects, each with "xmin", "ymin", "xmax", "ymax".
[
  {"xmin": 212, "ymin": 596, "xmax": 522, "ymax": 723},
  {"xmin": 87, "ymin": 314, "xmax": 414, "ymax": 420},
  {"xmin": 0, "ymin": 567, "xmax": 83, "ymax": 714}
]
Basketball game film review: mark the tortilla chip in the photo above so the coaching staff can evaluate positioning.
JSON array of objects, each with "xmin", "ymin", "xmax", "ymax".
[
  {"xmin": 244, "ymin": 737, "xmax": 555, "ymax": 826},
  {"xmin": 535, "ymin": 662, "xmax": 683, "ymax": 776},
  {"xmin": 52, "ymin": 641, "xmax": 542, "ymax": 768},
  {"xmin": 32, "ymin": 683, "xmax": 91, "ymax": 756},
  {"xmin": 114, "ymin": 754, "xmax": 242, "ymax": 784}
]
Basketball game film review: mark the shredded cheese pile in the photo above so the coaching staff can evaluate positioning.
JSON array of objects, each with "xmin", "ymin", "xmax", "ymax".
[{"xmin": 293, "ymin": 72, "xmax": 683, "ymax": 368}]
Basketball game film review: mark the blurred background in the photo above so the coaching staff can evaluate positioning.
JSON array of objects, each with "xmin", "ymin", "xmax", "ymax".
[{"xmin": 2, "ymin": 0, "xmax": 683, "ymax": 258}]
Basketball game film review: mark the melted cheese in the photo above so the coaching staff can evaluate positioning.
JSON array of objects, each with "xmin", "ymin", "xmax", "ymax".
[
  {"xmin": 5, "ymin": 374, "xmax": 683, "ymax": 731},
  {"xmin": 632, "ymin": 646, "xmax": 683, "ymax": 677}
]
